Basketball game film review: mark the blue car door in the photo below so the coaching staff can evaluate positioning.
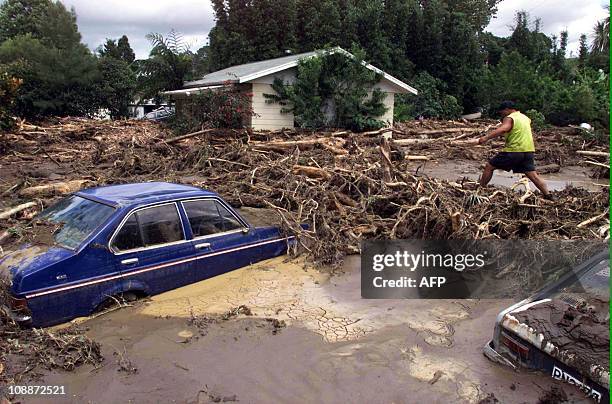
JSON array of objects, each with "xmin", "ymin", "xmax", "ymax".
[
  {"xmin": 180, "ymin": 198, "xmax": 262, "ymax": 280},
  {"xmin": 110, "ymin": 202, "xmax": 196, "ymax": 295}
]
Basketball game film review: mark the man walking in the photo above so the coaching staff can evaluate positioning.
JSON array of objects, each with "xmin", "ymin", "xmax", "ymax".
[{"xmin": 469, "ymin": 101, "xmax": 552, "ymax": 200}]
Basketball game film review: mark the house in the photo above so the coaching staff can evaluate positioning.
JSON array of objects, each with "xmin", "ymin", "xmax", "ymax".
[{"xmin": 165, "ymin": 47, "xmax": 418, "ymax": 131}]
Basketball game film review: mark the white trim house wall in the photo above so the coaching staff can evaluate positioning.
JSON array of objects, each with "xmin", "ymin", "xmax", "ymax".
[{"xmin": 165, "ymin": 47, "xmax": 417, "ymax": 131}]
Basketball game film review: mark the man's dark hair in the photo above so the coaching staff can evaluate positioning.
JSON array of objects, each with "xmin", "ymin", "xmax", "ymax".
[{"xmin": 497, "ymin": 101, "xmax": 517, "ymax": 111}]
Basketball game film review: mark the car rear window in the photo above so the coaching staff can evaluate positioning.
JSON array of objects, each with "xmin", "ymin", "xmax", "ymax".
[
  {"xmin": 183, "ymin": 200, "xmax": 243, "ymax": 238},
  {"xmin": 38, "ymin": 195, "xmax": 115, "ymax": 250},
  {"xmin": 112, "ymin": 203, "xmax": 184, "ymax": 252}
]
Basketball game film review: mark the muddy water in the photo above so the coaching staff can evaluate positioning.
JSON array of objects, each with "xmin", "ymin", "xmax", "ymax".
[
  {"xmin": 419, "ymin": 160, "xmax": 608, "ymax": 192},
  {"xmin": 18, "ymin": 256, "xmax": 593, "ymax": 404}
]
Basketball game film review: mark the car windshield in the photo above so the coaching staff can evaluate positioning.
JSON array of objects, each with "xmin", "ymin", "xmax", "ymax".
[
  {"xmin": 37, "ymin": 195, "xmax": 115, "ymax": 250},
  {"xmin": 548, "ymin": 256, "xmax": 609, "ymax": 304}
]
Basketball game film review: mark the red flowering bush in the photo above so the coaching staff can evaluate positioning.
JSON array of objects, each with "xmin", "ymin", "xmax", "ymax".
[{"xmin": 172, "ymin": 85, "xmax": 255, "ymax": 132}]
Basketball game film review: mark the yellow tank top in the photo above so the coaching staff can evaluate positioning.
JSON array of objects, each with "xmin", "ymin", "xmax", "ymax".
[{"xmin": 503, "ymin": 111, "xmax": 535, "ymax": 152}]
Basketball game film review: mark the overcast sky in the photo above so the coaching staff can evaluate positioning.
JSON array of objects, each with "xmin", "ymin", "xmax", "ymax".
[{"xmin": 59, "ymin": 0, "xmax": 609, "ymax": 59}]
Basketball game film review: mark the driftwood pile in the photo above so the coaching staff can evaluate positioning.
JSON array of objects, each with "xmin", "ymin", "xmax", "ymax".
[{"xmin": 0, "ymin": 118, "xmax": 609, "ymax": 267}]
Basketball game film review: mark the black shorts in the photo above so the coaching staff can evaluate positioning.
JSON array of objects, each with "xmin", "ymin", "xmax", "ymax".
[{"xmin": 489, "ymin": 152, "xmax": 535, "ymax": 173}]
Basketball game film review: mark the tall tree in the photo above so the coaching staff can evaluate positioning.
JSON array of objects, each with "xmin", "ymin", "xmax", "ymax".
[
  {"xmin": 97, "ymin": 56, "xmax": 136, "ymax": 119},
  {"xmin": 578, "ymin": 34, "xmax": 589, "ymax": 67},
  {"xmin": 591, "ymin": 15, "xmax": 610, "ymax": 54},
  {"xmin": 0, "ymin": 0, "xmax": 82, "ymax": 49},
  {"xmin": 138, "ymin": 30, "xmax": 193, "ymax": 100},
  {"xmin": 117, "ymin": 35, "xmax": 135, "ymax": 64},
  {"xmin": 99, "ymin": 35, "xmax": 136, "ymax": 64},
  {"xmin": 0, "ymin": 0, "xmax": 101, "ymax": 117}
]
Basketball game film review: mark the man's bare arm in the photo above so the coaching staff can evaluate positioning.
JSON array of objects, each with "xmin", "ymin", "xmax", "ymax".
[{"xmin": 476, "ymin": 117, "xmax": 513, "ymax": 145}]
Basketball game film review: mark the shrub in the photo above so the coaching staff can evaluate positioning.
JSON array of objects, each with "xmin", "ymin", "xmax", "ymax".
[
  {"xmin": 0, "ymin": 65, "xmax": 22, "ymax": 131},
  {"xmin": 265, "ymin": 47, "xmax": 388, "ymax": 131},
  {"xmin": 524, "ymin": 109, "xmax": 546, "ymax": 131},
  {"xmin": 394, "ymin": 71, "xmax": 462, "ymax": 121},
  {"xmin": 171, "ymin": 86, "xmax": 254, "ymax": 133}
]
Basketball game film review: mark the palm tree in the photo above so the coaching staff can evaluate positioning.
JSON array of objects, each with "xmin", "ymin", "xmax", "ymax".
[
  {"xmin": 591, "ymin": 6, "xmax": 610, "ymax": 54},
  {"xmin": 138, "ymin": 30, "xmax": 193, "ymax": 100}
]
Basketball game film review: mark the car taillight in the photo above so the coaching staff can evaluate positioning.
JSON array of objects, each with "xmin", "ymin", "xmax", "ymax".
[{"xmin": 501, "ymin": 331, "xmax": 530, "ymax": 359}]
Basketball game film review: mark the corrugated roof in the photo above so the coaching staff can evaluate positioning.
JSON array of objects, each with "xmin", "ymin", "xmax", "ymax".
[
  {"xmin": 184, "ymin": 50, "xmax": 319, "ymax": 88},
  {"xmin": 182, "ymin": 47, "xmax": 417, "ymax": 95}
]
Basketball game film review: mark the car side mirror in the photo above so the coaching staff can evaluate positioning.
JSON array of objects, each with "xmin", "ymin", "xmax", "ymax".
[{"xmin": 242, "ymin": 227, "xmax": 251, "ymax": 235}]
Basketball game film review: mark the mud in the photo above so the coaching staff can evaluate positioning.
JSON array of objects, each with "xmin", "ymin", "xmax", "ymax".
[
  {"xmin": 513, "ymin": 298, "xmax": 610, "ymax": 376},
  {"xmin": 420, "ymin": 160, "xmax": 608, "ymax": 192},
  {"xmin": 4, "ymin": 257, "xmax": 592, "ymax": 404}
]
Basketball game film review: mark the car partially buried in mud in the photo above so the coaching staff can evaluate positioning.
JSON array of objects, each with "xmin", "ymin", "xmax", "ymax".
[
  {"xmin": 0, "ymin": 182, "xmax": 294, "ymax": 327},
  {"xmin": 484, "ymin": 249, "xmax": 610, "ymax": 403}
]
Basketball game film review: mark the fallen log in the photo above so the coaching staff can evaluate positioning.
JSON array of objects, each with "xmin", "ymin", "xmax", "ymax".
[
  {"xmin": 166, "ymin": 128, "xmax": 214, "ymax": 144},
  {"xmin": 251, "ymin": 138, "xmax": 347, "ymax": 155},
  {"xmin": 584, "ymin": 161, "xmax": 610, "ymax": 169},
  {"xmin": 392, "ymin": 138, "xmax": 439, "ymax": 146},
  {"xmin": 292, "ymin": 165, "xmax": 331, "ymax": 180},
  {"xmin": 18, "ymin": 180, "xmax": 92, "ymax": 198},
  {"xmin": 405, "ymin": 155, "xmax": 430, "ymax": 161},
  {"xmin": 577, "ymin": 210, "xmax": 609, "ymax": 228},
  {"xmin": 0, "ymin": 202, "xmax": 37, "ymax": 220},
  {"xmin": 576, "ymin": 150, "xmax": 609, "ymax": 158},
  {"xmin": 406, "ymin": 127, "xmax": 481, "ymax": 136}
]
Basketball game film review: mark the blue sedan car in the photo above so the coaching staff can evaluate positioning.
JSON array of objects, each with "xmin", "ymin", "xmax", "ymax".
[{"xmin": 0, "ymin": 182, "xmax": 294, "ymax": 327}]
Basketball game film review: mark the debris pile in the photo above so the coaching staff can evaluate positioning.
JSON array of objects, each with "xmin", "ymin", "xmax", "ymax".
[
  {"xmin": 0, "ymin": 280, "xmax": 103, "ymax": 386},
  {"xmin": 1, "ymin": 118, "xmax": 609, "ymax": 269}
]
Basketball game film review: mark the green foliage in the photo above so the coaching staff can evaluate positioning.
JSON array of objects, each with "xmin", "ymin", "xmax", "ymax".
[
  {"xmin": 209, "ymin": 0, "xmax": 298, "ymax": 70},
  {"xmin": 524, "ymin": 109, "xmax": 546, "ymax": 131},
  {"xmin": 0, "ymin": 65, "xmax": 22, "ymax": 131},
  {"xmin": 171, "ymin": 87, "xmax": 254, "ymax": 132},
  {"xmin": 0, "ymin": 0, "xmax": 105, "ymax": 118},
  {"xmin": 98, "ymin": 35, "xmax": 135, "ymax": 64},
  {"xmin": 265, "ymin": 48, "xmax": 388, "ymax": 131},
  {"xmin": 97, "ymin": 57, "xmax": 136, "ymax": 119},
  {"xmin": 117, "ymin": 35, "xmax": 135, "ymax": 64},
  {"xmin": 394, "ymin": 71, "xmax": 461, "ymax": 121},
  {"xmin": 209, "ymin": 0, "xmax": 501, "ymax": 111},
  {"xmin": 0, "ymin": 34, "xmax": 100, "ymax": 117},
  {"xmin": 482, "ymin": 49, "xmax": 609, "ymax": 129},
  {"xmin": 192, "ymin": 45, "xmax": 211, "ymax": 77},
  {"xmin": 0, "ymin": 0, "xmax": 81, "ymax": 49},
  {"xmin": 138, "ymin": 31, "xmax": 194, "ymax": 101}
]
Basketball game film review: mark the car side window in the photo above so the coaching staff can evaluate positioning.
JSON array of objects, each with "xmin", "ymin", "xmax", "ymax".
[
  {"xmin": 112, "ymin": 204, "xmax": 184, "ymax": 252},
  {"xmin": 183, "ymin": 200, "xmax": 243, "ymax": 238},
  {"xmin": 137, "ymin": 204, "xmax": 184, "ymax": 246},
  {"xmin": 215, "ymin": 203, "xmax": 243, "ymax": 232},
  {"xmin": 112, "ymin": 214, "xmax": 143, "ymax": 251}
]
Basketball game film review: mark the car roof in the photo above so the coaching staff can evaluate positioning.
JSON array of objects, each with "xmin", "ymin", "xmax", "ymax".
[{"xmin": 76, "ymin": 182, "xmax": 216, "ymax": 207}]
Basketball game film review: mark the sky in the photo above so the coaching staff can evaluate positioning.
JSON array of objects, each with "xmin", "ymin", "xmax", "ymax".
[{"xmin": 58, "ymin": 0, "xmax": 610, "ymax": 59}]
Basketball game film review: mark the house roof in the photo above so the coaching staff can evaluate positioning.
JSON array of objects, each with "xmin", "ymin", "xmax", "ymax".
[{"xmin": 181, "ymin": 47, "xmax": 417, "ymax": 95}]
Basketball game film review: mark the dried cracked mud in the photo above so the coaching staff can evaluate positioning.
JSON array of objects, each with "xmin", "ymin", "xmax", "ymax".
[{"xmin": 15, "ymin": 256, "xmax": 592, "ymax": 404}]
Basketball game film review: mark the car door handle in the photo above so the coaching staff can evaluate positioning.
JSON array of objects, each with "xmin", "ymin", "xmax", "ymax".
[
  {"xmin": 194, "ymin": 243, "xmax": 211, "ymax": 250},
  {"xmin": 121, "ymin": 258, "xmax": 139, "ymax": 265}
]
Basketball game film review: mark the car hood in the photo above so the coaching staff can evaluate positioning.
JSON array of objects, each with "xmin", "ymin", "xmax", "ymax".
[{"xmin": 0, "ymin": 244, "xmax": 74, "ymax": 283}]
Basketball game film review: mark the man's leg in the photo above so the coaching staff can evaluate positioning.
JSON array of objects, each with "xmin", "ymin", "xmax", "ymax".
[
  {"xmin": 479, "ymin": 163, "xmax": 496, "ymax": 187},
  {"xmin": 524, "ymin": 171, "xmax": 550, "ymax": 196}
]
